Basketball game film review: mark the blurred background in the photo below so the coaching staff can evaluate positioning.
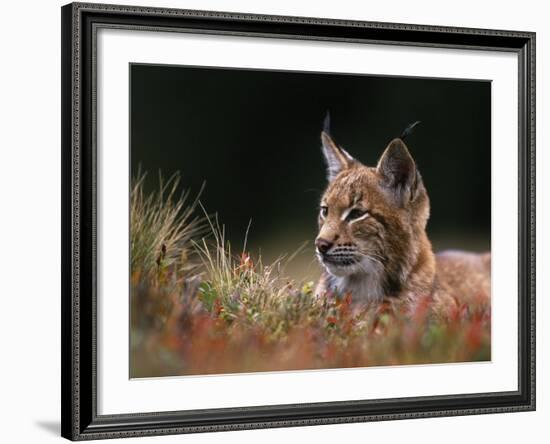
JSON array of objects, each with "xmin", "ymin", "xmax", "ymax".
[{"xmin": 131, "ymin": 64, "xmax": 491, "ymax": 282}]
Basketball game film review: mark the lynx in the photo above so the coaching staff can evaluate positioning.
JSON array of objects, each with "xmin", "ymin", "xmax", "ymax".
[{"xmin": 314, "ymin": 117, "xmax": 491, "ymax": 316}]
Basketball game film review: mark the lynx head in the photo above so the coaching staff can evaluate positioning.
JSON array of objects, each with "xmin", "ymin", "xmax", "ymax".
[{"xmin": 315, "ymin": 118, "xmax": 431, "ymax": 299}]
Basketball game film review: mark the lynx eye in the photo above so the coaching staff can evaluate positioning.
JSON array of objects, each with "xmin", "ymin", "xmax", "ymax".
[
  {"xmin": 346, "ymin": 208, "xmax": 368, "ymax": 222},
  {"xmin": 320, "ymin": 206, "xmax": 328, "ymax": 219}
]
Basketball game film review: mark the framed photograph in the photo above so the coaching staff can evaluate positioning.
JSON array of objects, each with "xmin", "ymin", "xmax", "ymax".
[{"xmin": 61, "ymin": 2, "xmax": 535, "ymax": 440}]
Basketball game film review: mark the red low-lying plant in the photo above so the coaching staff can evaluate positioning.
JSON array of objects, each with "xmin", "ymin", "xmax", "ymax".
[{"xmin": 130, "ymin": 245, "xmax": 491, "ymax": 378}]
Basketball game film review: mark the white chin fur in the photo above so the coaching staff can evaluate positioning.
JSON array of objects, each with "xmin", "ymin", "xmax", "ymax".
[
  {"xmin": 319, "ymin": 255, "xmax": 375, "ymax": 277},
  {"xmin": 321, "ymin": 256, "xmax": 386, "ymax": 302},
  {"xmin": 323, "ymin": 261, "xmax": 362, "ymax": 277}
]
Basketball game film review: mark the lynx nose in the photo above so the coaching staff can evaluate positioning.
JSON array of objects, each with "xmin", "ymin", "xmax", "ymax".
[{"xmin": 315, "ymin": 238, "xmax": 333, "ymax": 254}]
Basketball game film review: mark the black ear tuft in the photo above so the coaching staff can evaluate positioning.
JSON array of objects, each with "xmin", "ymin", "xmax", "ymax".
[
  {"xmin": 323, "ymin": 111, "xmax": 332, "ymax": 136},
  {"xmin": 400, "ymin": 120, "xmax": 421, "ymax": 140},
  {"xmin": 320, "ymin": 112, "xmax": 357, "ymax": 182}
]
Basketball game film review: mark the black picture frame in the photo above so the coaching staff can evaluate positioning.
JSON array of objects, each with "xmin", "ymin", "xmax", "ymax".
[{"xmin": 61, "ymin": 2, "xmax": 536, "ymax": 440}]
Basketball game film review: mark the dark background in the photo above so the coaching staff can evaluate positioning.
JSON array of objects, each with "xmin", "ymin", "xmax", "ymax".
[{"xmin": 131, "ymin": 64, "xmax": 491, "ymax": 280}]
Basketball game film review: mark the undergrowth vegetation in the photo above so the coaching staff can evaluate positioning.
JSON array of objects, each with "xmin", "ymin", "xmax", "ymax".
[{"xmin": 130, "ymin": 173, "xmax": 491, "ymax": 378}]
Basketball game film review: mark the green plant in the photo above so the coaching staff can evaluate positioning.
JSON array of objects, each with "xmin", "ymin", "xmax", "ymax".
[{"xmin": 130, "ymin": 171, "xmax": 204, "ymax": 284}]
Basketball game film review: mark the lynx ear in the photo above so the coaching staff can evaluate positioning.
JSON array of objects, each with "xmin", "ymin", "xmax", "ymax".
[
  {"xmin": 321, "ymin": 113, "xmax": 355, "ymax": 181},
  {"xmin": 376, "ymin": 138, "xmax": 420, "ymax": 204}
]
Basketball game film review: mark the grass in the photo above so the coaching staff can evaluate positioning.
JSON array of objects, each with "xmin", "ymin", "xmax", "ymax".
[
  {"xmin": 130, "ymin": 171, "xmax": 204, "ymax": 283},
  {"xmin": 130, "ymin": 172, "xmax": 491, "ymax": 378}
]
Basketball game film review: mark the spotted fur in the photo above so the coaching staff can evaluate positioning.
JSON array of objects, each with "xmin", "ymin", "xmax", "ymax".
[{"xmin": 314, "ymin": 125, "xmax": 490, "ymax": 316}]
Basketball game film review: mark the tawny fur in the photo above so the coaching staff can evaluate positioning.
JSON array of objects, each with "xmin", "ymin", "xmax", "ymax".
[{"xmin": 315, "ymin": 130, "xmax": 490, "ymax": 317}]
